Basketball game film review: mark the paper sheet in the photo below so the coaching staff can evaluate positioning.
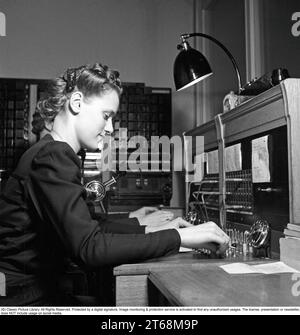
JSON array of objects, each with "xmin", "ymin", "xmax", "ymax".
[
  {"xmin": 225, "ymin": 143, "xmax": 242, "ymax": 172},
  {"xmin": 206, "ymin": 150, "xmax": 219, "ymax": 174},
  {"xmin": 252, "ymin": 135, "xmax": 271, "ymax": 183},
  {"xmin": 179, "ymin": 247, "xmax": 193, "ymax": 253},
  {"xmin": 220, "ymin": 261, "xmax": 300, "ymax": 274}
]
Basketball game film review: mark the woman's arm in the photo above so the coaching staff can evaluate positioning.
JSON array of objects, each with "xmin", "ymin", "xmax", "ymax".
[{"xmin": 26, "ymin": 142, "xmax": 181, "ymax": 267}]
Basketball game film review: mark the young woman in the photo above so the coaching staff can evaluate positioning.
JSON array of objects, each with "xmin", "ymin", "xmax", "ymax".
[{"xmin": 0, "ymin": 63, "xmax": 229, "ymax": 306}]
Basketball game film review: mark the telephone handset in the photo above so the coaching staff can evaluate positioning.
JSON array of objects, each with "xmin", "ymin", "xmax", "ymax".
[
  {"xmin": 78, "ymin": 148, "xmax": 126, "ymax": 213},
  {"xmin": 240, "ymin": 68, "xmax": 290, "ymax": 96},
  {"xmin": 84, "ymin": 171, "xmax": 126, "ymax": 202},
  {"xmin": 84, "ymin": 172, "xmax": 126, "ymax": 213}
]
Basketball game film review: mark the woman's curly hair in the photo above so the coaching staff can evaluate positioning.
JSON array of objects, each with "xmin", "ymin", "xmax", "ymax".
[{"xmin": 32, "ymin": 63, "xmax": 122, "ymax": 135}]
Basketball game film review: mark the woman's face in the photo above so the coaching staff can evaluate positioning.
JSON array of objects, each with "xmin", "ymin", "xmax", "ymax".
[{"xmin": 75, "ymin": 89, "xmax": 119, "ymax": 151}]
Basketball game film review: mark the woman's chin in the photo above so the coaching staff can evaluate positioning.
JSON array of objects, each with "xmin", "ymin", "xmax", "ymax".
[{"xmin": 83, "ymin": 142, "xmax": 99, "ymax": 152}]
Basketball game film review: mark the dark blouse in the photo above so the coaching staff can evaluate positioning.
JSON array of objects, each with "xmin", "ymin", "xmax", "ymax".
[{"xmin": 0, "ymin": 135, "xmax": 180, "ymax": 292}]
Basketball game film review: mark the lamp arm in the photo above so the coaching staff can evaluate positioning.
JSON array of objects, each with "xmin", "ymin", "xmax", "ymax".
[{"xmin": 181, "ymin": 33, "xmax": 242, "ymax": 94}]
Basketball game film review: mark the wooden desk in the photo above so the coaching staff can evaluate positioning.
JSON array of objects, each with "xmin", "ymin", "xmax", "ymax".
[
  {"xmin": 148, "ymin": 266, "xmax": 300, "ymax": 306},
  {"xmin": 113, "ymin": 252, "xmax": 271, "ymax": 306}
]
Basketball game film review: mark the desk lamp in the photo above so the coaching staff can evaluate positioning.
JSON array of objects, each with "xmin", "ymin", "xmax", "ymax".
[
  {"xmin": 175, "ymin": 33, "xmax": 243, "ymax": 232},
  {"xmin": 173, "ymin": 33, "xmax": 242, "ymax": 94}
]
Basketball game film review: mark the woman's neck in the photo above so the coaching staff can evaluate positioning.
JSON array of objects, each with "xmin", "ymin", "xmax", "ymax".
[{"xmin": 51, "ymin": 116, "xmax": 80, "ymax": 153}]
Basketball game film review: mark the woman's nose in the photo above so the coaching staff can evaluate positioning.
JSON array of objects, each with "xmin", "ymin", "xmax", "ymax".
[{"xmin": 104, "ymin": 118, "xmax": 114, "ymax": 135}]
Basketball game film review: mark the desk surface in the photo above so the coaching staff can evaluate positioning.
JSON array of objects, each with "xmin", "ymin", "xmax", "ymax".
[
  {"xmin": 113, "ymin": 252, "xmax": 278, "ymax": 306},
  {"xmin": 149, "ymin": 266, "xmax": 300, "ymax": 306},
  {"xmin": 113, "ymin": 252, "xmax": 264, "ymax": 276},
  {"xmin": 113, "ymin": 252, "xmax": 299, "ymax": 306}
]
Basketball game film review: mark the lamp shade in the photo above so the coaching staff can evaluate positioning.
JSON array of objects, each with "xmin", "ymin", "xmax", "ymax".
[{"xmin": 173, "ymin": 47, "xmax": 213, "ymax": 91}]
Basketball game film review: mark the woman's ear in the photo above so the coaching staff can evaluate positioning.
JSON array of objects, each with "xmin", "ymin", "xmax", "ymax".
[{"xmin": 69, "ymin": 91, "xmax": 83, "ymax": 115}]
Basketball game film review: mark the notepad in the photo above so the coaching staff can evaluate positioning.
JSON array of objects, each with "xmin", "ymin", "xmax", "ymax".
[{"xmin": 220, "ymin": 261, "xmax": 300, "ymax": 274}]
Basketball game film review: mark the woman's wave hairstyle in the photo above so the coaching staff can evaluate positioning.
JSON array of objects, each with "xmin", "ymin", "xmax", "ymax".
[{"xmin": 32, "ymin": 63, "xmax": 122, "ymax": 134}]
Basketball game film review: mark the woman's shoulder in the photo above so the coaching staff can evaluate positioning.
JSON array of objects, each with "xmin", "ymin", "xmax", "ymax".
[
  {"xmin": 14, "ymin": 135, "xmax": 81, "ymax": 177},
  {"xmin": 33, "ymin": 135, "xmax": 81, "ymax": 167},
  {"xmin": 28, "ymin": 136, "xmax": 82, "ymax": 182}
]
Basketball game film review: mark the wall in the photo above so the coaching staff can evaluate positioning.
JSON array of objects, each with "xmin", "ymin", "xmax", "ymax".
[
  {"xmin": 0, "ymin": 0, "xmax": 196, "ymax": 207},
  {"xmin": 262, "ymin": 0, "xmax": 300, "ymax": 78},
  {"xmin": 197, "ymin": 0, "xmax": 300, "ymax": 123},
  {"xmin": 0, "ymin": 0, "xmax": 192, "ymax": 86},
  {"xmin": 202, "ymin": 0, "xmax": 246, "ymax": 120}
]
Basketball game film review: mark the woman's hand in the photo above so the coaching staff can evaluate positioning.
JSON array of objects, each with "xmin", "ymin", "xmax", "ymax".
[
  {"xmin": 138, "ymin": 210, "xmax": 174, "ymax": 226},
  {"xmin": 175, "ymin": 221, "xmax": 230, "ymax": 255},
  {"xmin": 129, "ymin": 206, "xmax": 159, "ymax": 219},
  {"xmin": 145, "ymin": 217, "xmax": 193, "ymax": 233}
]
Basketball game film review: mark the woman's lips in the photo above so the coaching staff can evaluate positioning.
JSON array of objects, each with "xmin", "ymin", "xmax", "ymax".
[{"xmin": 97, "ymin": 134, "xmax": 105, "ymax": 150}]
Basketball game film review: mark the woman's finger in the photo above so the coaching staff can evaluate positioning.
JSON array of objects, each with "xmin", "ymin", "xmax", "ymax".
[{"xmin": 177, "ymin": 219, "xmax": 194, "ymax": 228}]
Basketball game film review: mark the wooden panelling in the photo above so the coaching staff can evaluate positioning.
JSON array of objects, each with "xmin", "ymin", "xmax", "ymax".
[
  {"xmin": 115, "ymin": 275, "xmax": 148, "ymax": 306},
  {"xmin": 281, "ymin": 80, "xmax": 300, "ymax": 223}
]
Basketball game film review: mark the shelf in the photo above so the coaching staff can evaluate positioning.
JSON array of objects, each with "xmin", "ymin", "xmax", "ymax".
[{"xmin": 184, "ymin": 81, "xmax": 288, "ymax": 153}]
